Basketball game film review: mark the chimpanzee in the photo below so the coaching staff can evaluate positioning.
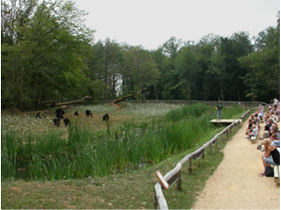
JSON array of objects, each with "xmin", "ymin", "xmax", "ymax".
[
  {"xmin": 36, "ymin": 112, "xmax": 42, "ymax": 119},
  {"xmin": 74, "ymin": 111, "xmax": 79, "ymax": 116},
  {"xmin": 103, "ymin": 113, "xmax": 109, "ymax": 121},
  {"xmin": 50, "ymin": 102, "xmax": 55, "ymax": 107},
  {"xmin": 64, "ymin": 118, "xmax": 70, "ymax": 127},
  {"xmin": 86, "ymin": 109, "xmax": 93, "ymax": 117},
  {"xmin": 53, "ymin": 118, "xmax": 60, "ymax": 126},
  {"xmin": 55, "ymin": 108, "xmax": 65, "ymax": 119}
]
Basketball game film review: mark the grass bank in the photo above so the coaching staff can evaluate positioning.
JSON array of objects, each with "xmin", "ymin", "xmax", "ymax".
[{"xmin": 1, "ymin": 125, "xmax": 238, "ymax": 209}]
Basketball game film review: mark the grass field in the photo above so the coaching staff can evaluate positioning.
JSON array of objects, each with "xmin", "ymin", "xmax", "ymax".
[
  {"xmin": 1, "ymin": 102, "xmax": 247, "ymax": 209},
  {"xmin": 1, "ymin": 102, "xmax": 183, "ymax": 133}
]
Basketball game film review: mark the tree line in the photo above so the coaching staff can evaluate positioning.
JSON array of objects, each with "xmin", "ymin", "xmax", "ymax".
[{"xmin": 1, "ymin": 0, "xmax": 280, "ymax": 110}]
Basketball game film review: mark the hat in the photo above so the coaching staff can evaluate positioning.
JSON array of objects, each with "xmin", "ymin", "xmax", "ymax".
[{"xmin": 271, "ymin": 140, "xmax": 280, "ymax": 147}]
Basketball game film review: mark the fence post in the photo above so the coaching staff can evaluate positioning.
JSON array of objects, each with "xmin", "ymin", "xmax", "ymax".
[
  {"xmin": 202, "ymin": 149, "xmax": 205, "ymax": 160},
  {"xmin": 153, "ymin": 189, "xmax": 158, "ymax": 209},
  {"xmin": 210, "ymin": 143, "xmax": 213, "ymax": 154},
  {"xmin": 188, "ymin": 158, "xmax": 193, "ymax": 173},
  {"xmin": 176, "ymin": 170, "xmax": 182, "ymax": 191}
]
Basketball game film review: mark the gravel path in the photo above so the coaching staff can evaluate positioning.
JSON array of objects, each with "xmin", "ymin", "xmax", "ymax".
[{"xmin": 192, "ymin": 118, "xmax": 280, "ymax": 209}]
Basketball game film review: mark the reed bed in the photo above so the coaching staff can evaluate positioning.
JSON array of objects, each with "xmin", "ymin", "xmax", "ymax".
[
  {"xmin": 165, "ymin": 103, "xmax": 209, "ymax": 121},
  {"xmin": 1, "ymin": 103, "xmax": 245, "ymax": 180}
]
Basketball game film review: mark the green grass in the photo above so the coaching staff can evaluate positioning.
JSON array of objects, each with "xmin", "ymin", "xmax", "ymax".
[
  {"xmin": 1, "ymin": 124, "xmax": 240, "ymax": 209},
  {"xmin": 1, "ymin": 103, "xmax": 247, "ymax": 181},
  {"xmin": 220, "ymin": 105, "xmax": 244, "ymax": 119}
]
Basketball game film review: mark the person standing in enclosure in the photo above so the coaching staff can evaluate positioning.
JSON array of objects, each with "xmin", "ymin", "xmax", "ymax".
[{"xmin": 216, "ymin": 100, "xmax": 223, "ymax": 121}]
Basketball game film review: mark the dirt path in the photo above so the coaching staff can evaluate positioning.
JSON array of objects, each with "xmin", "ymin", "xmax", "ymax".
[{"xmin": 192, "ymin": 118, "xmax": 280, "ymax": 209}]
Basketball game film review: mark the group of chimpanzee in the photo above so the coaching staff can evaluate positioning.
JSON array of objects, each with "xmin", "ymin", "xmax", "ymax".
[
  {"xmin": 76, "ymin": 109, "xmax": 110, "ymax": 121},
  {"xmin": 36, "ymin": 109, "xmax": 110, "ymax": 127},
  {"xmin": 54, "ymin": 108, "xmax": 70, "ymax": 127}
]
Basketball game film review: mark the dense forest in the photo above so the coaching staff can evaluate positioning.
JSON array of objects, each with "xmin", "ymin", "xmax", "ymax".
[{"xmin": 1, "ymin": 0, "xmax": 280, "ymax": 110}]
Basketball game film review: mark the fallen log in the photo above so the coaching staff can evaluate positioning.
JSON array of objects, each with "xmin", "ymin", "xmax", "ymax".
[
  {"xmin": 112, "ymin": 88, "xmax": 147, "ymax": 104},
  {"xmin": 45, "ymin": 96, "xmax": 92, "ymax": 107}
]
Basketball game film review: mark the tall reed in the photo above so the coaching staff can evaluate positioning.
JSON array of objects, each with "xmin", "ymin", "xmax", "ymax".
[{"xmin": 165, "ymin": 103, "xmax": 209, "ymax": 121}]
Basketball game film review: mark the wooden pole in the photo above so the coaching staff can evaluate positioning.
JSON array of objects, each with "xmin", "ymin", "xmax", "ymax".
[
  {"xmin": 176, "ymin": 170, "xmax": 182, "ymax": 191},
  {"xmin": 210, "ymin": 143, "xmax": 213, "ymax": 154},
  {"xmin": 188, "ymin": 158, "xmax": 193, "ymax": 174},
  {"xmin": 153, "ymin": 189, "xmax": 158, "ymax": 209},
  {"xmin": 202, "ymin": 150, "xmax": 205, "ymax": 160}
]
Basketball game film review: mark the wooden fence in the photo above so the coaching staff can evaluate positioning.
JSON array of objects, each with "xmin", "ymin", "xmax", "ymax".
[
  {"xmin": 153, "ymin": 108, "xmax": 255, "ymax": 209},
  {"xmin": 102, "ymin": 99, "xmax": 267, "ymax": 107},
  {"xmin": 143, "ymin": 100, "xmax": 267, "ymax": 107}
]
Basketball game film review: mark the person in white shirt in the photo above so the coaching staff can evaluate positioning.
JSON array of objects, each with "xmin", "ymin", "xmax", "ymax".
[{"xmin": 249, "ymin": 123, "xmax": 258, "ymax": 138}]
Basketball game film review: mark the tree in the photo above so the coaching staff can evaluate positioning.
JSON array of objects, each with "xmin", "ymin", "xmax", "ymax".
[
  {"xmin": 87, "ymin": 41, "xmax": 106, "ymax": 103},
  {"xmin": 1, "ymin": 0, "xmax": 38, "ymax": 45},
  {"xmin": 208, "ymin": 32, "xmax": 253, "ymax": 101},
  {"xmin": 195, "ymin": 34, "xmax": 219, "ymax": 100},
  {"xmin": 103, "ymin": 39, "xmax": 124, "ymax": 100},
  {"xmin": 122, "ymin": 46, "xmax": 160, "ymax": 99},
  {"xmin": 239, "ymin": 17, "xmax": 280, "ymax": 101},
  {"xmin": 160, "ymin": 37, "xmax": 183, "ymax": 99},
  {"xmin": 175, "ymin": 43, "xmax": 199, "ymax": 100},
  {"xmin": 1, "ymin": 0, "xmax": 94, "ymax": 109}
]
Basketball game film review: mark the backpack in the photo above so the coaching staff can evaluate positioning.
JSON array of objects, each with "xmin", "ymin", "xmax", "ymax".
[{"xmin": 264, "ymin": 166, "xmax": 274, "ymax": 177}]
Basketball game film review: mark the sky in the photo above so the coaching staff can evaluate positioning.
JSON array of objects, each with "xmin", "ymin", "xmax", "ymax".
[{"xmin": 75, "ymin": 0, "xmax": 280, "ymax": 50}]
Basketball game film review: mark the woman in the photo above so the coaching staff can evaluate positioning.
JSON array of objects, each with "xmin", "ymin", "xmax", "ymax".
[{"xmin": 260, "ymin": 140, "xmax": 280, "ymax": 176}]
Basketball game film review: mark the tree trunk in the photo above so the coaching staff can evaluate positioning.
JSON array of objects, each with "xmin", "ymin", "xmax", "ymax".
[{"xmin": 44, "ymin": 96, "xmax": 92, "ymax": 107}]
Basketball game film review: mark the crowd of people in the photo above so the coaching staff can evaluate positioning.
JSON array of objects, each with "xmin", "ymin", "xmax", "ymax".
[{"xmin": 245, "ymin": 98, "xmax": 280, "ymax": 177}]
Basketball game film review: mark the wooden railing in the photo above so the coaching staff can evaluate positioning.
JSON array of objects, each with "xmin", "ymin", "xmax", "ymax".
[
  {"xmin": 153, "ymin": 108, "xmax": 255, "ymax": 209},
  {"xmin": 102, "ymin": 100, "xmax": 267, "ymax": 107},
  {"xmin": 143, "ymin": 100, "xmax": 267, "ymax": 107}
]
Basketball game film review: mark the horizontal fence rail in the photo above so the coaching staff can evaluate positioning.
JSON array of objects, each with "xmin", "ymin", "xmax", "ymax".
[
  {"xmin": 153, "ymin": 107, "xmax": 258, "ymax": 209},
  {"xmin": 143, "ymin": 100, "xmax": 267, "ymax": 107}
]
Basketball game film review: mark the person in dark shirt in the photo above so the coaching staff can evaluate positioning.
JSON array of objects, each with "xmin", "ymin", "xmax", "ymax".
[
  {"xmin": 216, "ymin": 100, "xmax": 223, "ymax": 121},
  {"xmin": 264, "ymin": 118, "xmax": 273, "ymax": 131},
  {"xmin": 245, "ymin": 119, "xmax": 253, "ymax": 135}
]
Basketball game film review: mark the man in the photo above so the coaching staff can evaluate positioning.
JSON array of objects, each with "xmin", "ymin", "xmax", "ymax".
[
  {"xmin": 216, "ymin": 100, "xmax": 223, "ymax": 121},
  {"xmin": 264, "ymin": 118, "xmax": 273, "ymax": 131}
]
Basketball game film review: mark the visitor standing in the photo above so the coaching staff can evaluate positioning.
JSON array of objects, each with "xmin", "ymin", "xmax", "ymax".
[{"xmin": 216, "ymin": 100, "xmax": 223, "ymax": 121}]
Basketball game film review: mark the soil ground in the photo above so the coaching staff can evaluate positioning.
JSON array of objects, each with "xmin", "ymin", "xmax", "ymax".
[{"xmin": 192, "ymin": 118, "xmax": 280, "ymax": 209}]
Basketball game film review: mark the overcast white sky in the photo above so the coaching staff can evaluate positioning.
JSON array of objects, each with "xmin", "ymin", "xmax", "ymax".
[{"xmin": 75, "ymin": 0, "xmax": 280, "ymax": 50}]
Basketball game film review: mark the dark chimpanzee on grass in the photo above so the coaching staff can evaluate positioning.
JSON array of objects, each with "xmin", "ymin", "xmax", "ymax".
[
  {"xmin": 36, "ymin": 112, "xmax": 42, "ymax": 119},
  {"xmin": 103, "ymin": 113, "xmax": 109, "ymax": 121},
  {"xmin": 55, "ymin": 108, "xmax": 65, "ymax": 119},
  {"xmin": 86, "ymin": 109, "xmax": 93, "ymax": 117},
  {"xmin": 53, "ymin": 118, "xmax": 60, "ymax": 126},
  {"xmin": 64, "ymin": 118, "xmax": 70, "ymax": 127},
  {"xmin": 74, "ymin": 111, "xmax": 79, "ymax": 116}
]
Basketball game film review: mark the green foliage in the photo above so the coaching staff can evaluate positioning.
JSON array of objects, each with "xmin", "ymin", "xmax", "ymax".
[
  {"xmin": 122, "ymin": 46, "xmax": 160, "ymax": 96},
  {"xmin": 239, "ymin": 23, "xmax": 280, "ymax": 101},
  {"xmin": 1, "ymin": 0, "xmax": 93, "ymax": 109}
]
